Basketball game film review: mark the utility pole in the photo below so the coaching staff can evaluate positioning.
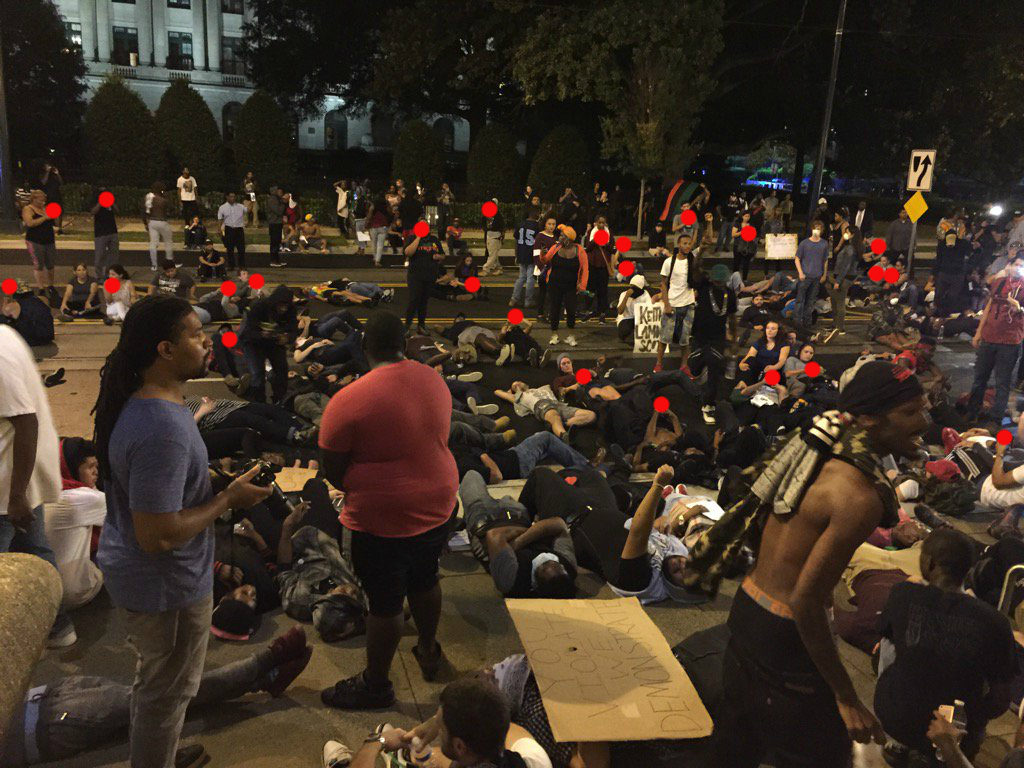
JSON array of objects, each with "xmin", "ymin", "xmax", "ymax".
[
  {"xmin": 805, "ymin": 0, "xmax": 848, "ymax": 228},
  {"xmin": 0, "ymin": 21, "xmax": 17, "ymax": 232}
]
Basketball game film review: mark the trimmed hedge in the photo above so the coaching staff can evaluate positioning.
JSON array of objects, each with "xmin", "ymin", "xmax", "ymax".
[
  {"xmin": 155, "ymin": 80, "xmax": 227, "ymax": 189},
  {"xmin": 467, "ymin": 124, "xmax": 521, "ymax": 202},
  {"xmin": 392, "ymin": 120, "xmax": 444, "ymax": 190},
  {"xmin": 84, "ymin": 77, "xmax": 159, "ymax": 186}
]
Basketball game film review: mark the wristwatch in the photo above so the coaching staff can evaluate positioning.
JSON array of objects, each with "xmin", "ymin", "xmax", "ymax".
[{"xmin": 364, "ymin": 733, "xmax": 386, "ymax": 747}]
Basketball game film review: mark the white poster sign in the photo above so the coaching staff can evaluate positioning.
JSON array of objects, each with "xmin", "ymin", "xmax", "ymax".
[
  {"xmin": 634, "ymin": 302, "xmax": 663, "ymax": 353},
  {"xmin": 765, "ymin": 233, "xmax": 798, "ymax": 261}
]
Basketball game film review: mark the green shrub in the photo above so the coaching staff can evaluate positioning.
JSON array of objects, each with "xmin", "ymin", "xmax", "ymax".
[
  {"xmin": 391, "ymin": 120, "xmax": 444, "ymax": 190},
  {"xmin": 467, "ymin": 124, "xmax": 520, "ymax": 202},
  {"xmin": 233, "ymin": 91, "xmax": 296, "ymax": 190},
  {"xmin": 155, "ymin": 80, "xmax": 227, "ymax": 190},
  {"xmin": 84, "ymin": 76, "xmax": 159, "ymax": 186},
  {"xmin": 527, "ymin": 125, "xmax": 590, "ymax": 200}
]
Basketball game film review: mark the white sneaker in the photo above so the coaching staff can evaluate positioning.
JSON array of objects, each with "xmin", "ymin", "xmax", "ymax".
[
  {"xmin": 495, "ymin": 344, "xmax": 513, "ymax": 367},
  {"xmin": 701, "ymin": 405, "xmax": 716, "ymax": 425},
  {"xmin": 549, "ymin": 334, "xmax": 559, "ymax": 346},
  {"xmin": 566, "ymin": 335, "xmax": 577, "ymax": 347},
  {"xmin": 322, "ymin": 740, "xmax": 353, "ymax": 768},
  {"xmin": 456, "ymin": 371, "xmax": 483, "ymax": 383},
  {"xmin": 467, "ymin": 397, "xmax": 499, "ymax": 416}
]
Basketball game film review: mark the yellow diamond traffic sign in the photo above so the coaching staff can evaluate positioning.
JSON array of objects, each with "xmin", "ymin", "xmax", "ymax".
[{"xmin": 904, "ymin": 191, "xmax": 928, "ymax": 223}]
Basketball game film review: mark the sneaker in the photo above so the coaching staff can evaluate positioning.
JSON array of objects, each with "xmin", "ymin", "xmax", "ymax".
[
  {"xmin": 46, "ymin": 614, "xmax": 77, "ymax": 649},
  {"xmin": 269, "ymin": 260, "xmax": 284, "ymax": 267},
  {"xmin": 382, "ymin": 288, "xmax": 395, "ymax": 303},
  {"xmin": 495, "ymin": 344, "xmax": 513, "ymax": 367},
  {"xmin": 322, "ymin": 740, "xmax": 353, "ymax": 768},
  {"xmin": 43, "ymin": 367, "xmax": 65, "ymax": 388},
  {"xmin": 456, "ymin": 371, "xmax": 483, "ymax": 383},
  {"xmin": 566, "ymin": 335, "xmax": 577, "ymax": 347},
  {"xmin": 527, "ymin": 348, "xmax": 540, "ymax": 367},
  {"xmin": 174, "ymin": 744, "xmax": 210, "ymax": 768},
  {"xmin": 540, "ymin": 348, "xmax": 554, "ymax": 366},
  {"xmin": 548, "ymin": 334, "xmax": 559, "ymax": 346},
  {"xmin": 467, "ymin": 397, "xmax": 498, "ymax": 416},
  {"xmin": 987, "ymin": 519, "xmax": 1022, "ymax": 540},
  {"xmin": 701, "ymin": 405, "xmax": 716, "ymax": 425},
  {"xmin": 321, "ymin": 671, "xmax": 396, "ymax": 710},
  {"xmin": 501, "ymin": 429, "xmax": 517, "ymax": 444},
  {"xmin": 266, "ymin": 646, "xmax": 313, "ymax": 698},
  {"xmin": 59, "ymin": 312, "xmax": 74, "ymax": 322},
  {"xmin": 822, "ymin": 328, "xmax": 839, "ymax": 344},
  {"xmin": 103, "ymin": 316, "xmax": 114, "ymax": 326},
  {"xmin": 411, "ymin": 642, "xmax": 447, "ymax": 682},
  {"xmin": 509, "ymin": 298, "xmax": 520, "ymax": 308},
  {"xmin": 653, "ymin": 363, "xmax": 663, "ymax": 373},
  {"xmin": 679, "ymin": 363, "xmax": 693, "ymax": 378},
  {"xmin": 913, "ymin": 503, "xmax": 952, "ymax": 530}
]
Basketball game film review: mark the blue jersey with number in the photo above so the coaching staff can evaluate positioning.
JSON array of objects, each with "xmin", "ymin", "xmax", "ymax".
[{"xmin": 515, "ymin": 219, "xmax": 539, "ymax": 265}]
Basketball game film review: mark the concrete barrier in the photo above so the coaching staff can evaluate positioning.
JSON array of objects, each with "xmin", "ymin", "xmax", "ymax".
[{"xmin": 0, "ymin": 554, "xmax": 63, "ymax": 745}]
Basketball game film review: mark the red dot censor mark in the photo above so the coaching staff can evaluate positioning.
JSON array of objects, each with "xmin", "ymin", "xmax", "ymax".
[
  {"xmin": 868, "ymin": 265, "xmax": 885, "ymax": 282},
  {"xmin": 45, "ymin": 202, "xmax": 62, "ymax": 219},
  {"xmin": 221, "ymin": 280, "xmax": 237, "ymax": 296},
  {"xmin": 680, "ymin": 209, "xmax": 697, "ymax": 227},
  {"xmin": 221, "ymin": 331, "xmax": 238, "ymax": 348},
  {"xmin": 740, "ymin": 225, "xmax": 757, "ymax": 242},
  {"xmin": 575, "ymin": 369, "xmax": 593, "ymax": 386},
  {"xmin": 884, "ymin": 267, "xmax": 900, "ymax": 284},
  {"xmin": 804, "ymin": 361, "xmax": 821, "ymax": 378},
  {"xmin": 998, "ymin": 430, "xmax": 1013, "ymax": 446},
  {"xmin": 870, "ymin": 238, "xmax": 887, "ymax": 256},
  {"xmin": 104, "ymin": 277, "xmax": 121, "ymax": 294},
  {"xmin": 653, "ymin": 396, "xmax": 669, "ymax": 413},
  {"xmin": 465, "ymin": 276, "xmax": 481, "ymax": 293},
  {"xmin": 248, "ymin": 273, "xmax": 264, "ymax": 290},
  {"xmin": 615, "ymin": 236, "xmax": 632, "ymax": 253},
  {"xmin": 592, "ymin": 229, "xmax": 610, "ymax": 246},
  {"xmin": 507, "ymin": 308, "xmax": 523, "ymax": 324},
  {"xmin": 1, "ymin": 278, "xmax": 17, "ymax": 295},
  {"xmin": 481, "ymin": 201, "xmax": 498, "ymax": 218},
  {"xmin": 98, "ymin": 190, "xmax": 115, "ymax": 208},
  {"xmin": 413, "ymin": 221, "xmax": 430, "ymax": 238},
  {"xmin": 764, "ymin": 369, "xmax": 781, "ymax": 386},
  {"xmin": 618, "ymin": 260, "xmax": 635, "ymax": 277}
]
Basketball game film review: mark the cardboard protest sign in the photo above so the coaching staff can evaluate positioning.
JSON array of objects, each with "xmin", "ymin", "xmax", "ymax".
[
  {"xmin": 633, "ymin": 301, "xmax": 663, "ymax": 353},
  {"xmin": 274, "ymin": 466, "xmax": 319, "ymax": 493},
  {"xmin": 765, "ymin": 233, "xmax": 798, "ymax": 261},
  {"xmin": 505, "ymin": 598, "xmax": 713, "ymax": 742}
]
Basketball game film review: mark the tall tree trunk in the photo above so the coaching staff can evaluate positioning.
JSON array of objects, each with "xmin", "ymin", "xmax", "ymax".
[
  {"xmin": 636, "ymin": 177, "xmax": 646, "ymax": 239},
  {"xmin": 790, "ymin": 144, "xmax": 805, "ymax": 198}
]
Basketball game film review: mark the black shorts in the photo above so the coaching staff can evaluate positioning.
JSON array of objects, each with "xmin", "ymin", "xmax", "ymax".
[{"xmin": 349, "ymin": 522, "xmax": 448, "ymax": 616}]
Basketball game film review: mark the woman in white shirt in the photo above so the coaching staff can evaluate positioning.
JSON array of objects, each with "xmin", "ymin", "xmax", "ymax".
[
  {"xmin": 44, "ymin": 438, "xmax": 106, "ymax": 608},
  {"xmin": 615, "ymin": 274, "xmax": 650, "ymax": 342},
  {"xmin": 101, "ymin": 264, "xmax": 134, "ymax": 323}
]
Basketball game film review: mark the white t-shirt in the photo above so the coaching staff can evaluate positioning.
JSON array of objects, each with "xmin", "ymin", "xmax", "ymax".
[
  {"xmin": 980, "ymin": 465, "xmax": 1024, "ymax": 509},
  {"xmin": 176, "ymin": 175, "xmax": 198, "ymax": 201},
  {"xmin": 660, "ymin": 253, "xmax": 695, "ymax": 308},
  {"xmin": 511, "ymin": 737, "xmax": 553, "ymax": 768},
  {"xmin": 336, "ymin": 188, "xmax": 349, "ymax": 216},
  {"xmin": 609, "ymin": 520, "xmax": 690, "ymax": 604},
  {"xmin": 0, "ymin": 326, "xmax": 61, "ymax": 515},
  {"xmin": 44, "ymin": 486, "xmax": 107, "ymax": 608}
]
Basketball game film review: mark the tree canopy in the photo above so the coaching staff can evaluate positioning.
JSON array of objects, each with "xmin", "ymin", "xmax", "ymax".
[
  {"xmin": 232, "ymin": 91, "xmax": 295, "ymax": 190},
  {"xmin": 467, "ymin": 124, "xmax": 520, "ymax": 202},
  {"xmin": 391, "ymin": 120, "xmax": 444, "ymax": 190},
  {"xmin": 2, "ymin": 0, "xmax": 87, "ymax": 170},
  {"xmin": 155, "ymin": 80, "xmax": 226, "ymax": 189},
  {"xmin": 84, "ymin": 77, "xmax": 158, "ymax": 186}
]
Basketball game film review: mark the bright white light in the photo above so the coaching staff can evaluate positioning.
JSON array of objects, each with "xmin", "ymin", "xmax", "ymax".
[{"xmin": 990, "ymin": 204, "xmax": 1004, "ymax": 217}]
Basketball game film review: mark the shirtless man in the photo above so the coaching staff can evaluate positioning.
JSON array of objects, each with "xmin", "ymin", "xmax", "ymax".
[
  {"xmin": 298, "ymin": 216, "xmax": 329, "ymax": 254},
  {"xmin": 715, "ymin": 360, "xmax": 930, "ymax": 767}
]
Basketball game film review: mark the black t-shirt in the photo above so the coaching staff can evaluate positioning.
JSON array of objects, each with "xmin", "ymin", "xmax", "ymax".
[
  {"xmin": 740, "ymin": 304, "xmax": 770, "ymax": 328},
  {"xmin": 649, "ymin": 227, "xmax": 667, "ymax": 249},
  {"xmin": 874, "ymin": 582, "xmax": 1019, "ymax": 749},
  {"xmin": 403, "ymin": 234, "xmax": 444, "ymax": 278},
  {"xmin": 94, "ymin": 206, "xmax": 117, "ymax": 237},
  {"xmin": 150, "ymin": 270, "xmax": 195, "ymax": 298},
  {"xmin": 690, "ymin": 280, "xmax": 736, "ymax": 344},
  {"xmin": 67, "ymin": 277, "xmax": 95, "ymax": 306}
]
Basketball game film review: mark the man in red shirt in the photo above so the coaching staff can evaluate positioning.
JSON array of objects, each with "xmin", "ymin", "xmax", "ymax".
[
  {"xmin": 318, "ymin": 311, "xmax": 458, "ymax": 709},
  {"xmin": 967, "ymin": 253, "xmax": 1024, "ymax": 424}
]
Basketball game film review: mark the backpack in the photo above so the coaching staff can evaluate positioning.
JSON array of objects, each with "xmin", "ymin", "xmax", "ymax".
[{"xmin": 919, "ymin": 473, "xmax": 979, "ymax": 518}]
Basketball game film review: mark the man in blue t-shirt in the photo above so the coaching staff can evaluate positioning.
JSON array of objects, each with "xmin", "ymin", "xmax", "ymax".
[
  {"xmin": 792, "ymin": 220, "xmax": 830, "ymax": 329},
  {"xmin": 94, "ymin": 295, "xmax": 271, "ymax": 768},
  {"xmin": 510, "ymin": 205, "xmax": 540, "ymax": 309}
]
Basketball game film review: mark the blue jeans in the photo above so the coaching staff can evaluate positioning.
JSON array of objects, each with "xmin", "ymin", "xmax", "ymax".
[
  {"xmin": 311, "ymin": 310, "xmax": 362, "ymax": 338},
  {"xmin": 0, "ymin": 505, "xmax": 71, "ymax": 632},
  {"xmin": 716, "ymin": 221, "xmax": 733, "ymax": 250},
  {"xmin": 347, "ymin": 282, "xmax": 382, "ymax": 300},
  {"xmin": 511, "ymin": 263, "xmax": 536, "ymax": 304},
  {"xmin": 511, "ymin": 432, "xmax": 588, "ymax": 478},
  {"xmin": 792, "ymin": 277, "xmax": 821, "ymax": 329},
  {"xmin": 968, "ymin": 341, "xmax": 1020, "ymax": 421}
]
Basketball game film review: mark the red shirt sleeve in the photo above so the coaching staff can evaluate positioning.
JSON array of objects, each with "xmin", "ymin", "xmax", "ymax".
[{"xmin": 318, "ymin": 390, "xmax": 357, "ymax": 453}]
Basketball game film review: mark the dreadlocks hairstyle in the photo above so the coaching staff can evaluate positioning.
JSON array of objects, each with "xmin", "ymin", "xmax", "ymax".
[{"xmin": 92, "ymin": 295, "xmax": 195, "ymax": 480}]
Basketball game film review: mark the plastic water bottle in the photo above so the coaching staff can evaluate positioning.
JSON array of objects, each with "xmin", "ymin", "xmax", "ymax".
[{"xmin": 411, "ymin": 736, "xmax": 432, "ymax": 765}]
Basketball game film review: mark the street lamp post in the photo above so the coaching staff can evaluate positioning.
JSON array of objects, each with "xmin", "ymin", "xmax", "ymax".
[
  {"xmin": 0, "ymin": 22, "xmax": 17, "ymax": 232},
  {"xmin": 805, "ymin": 0, "xmax": 848, "ymax": 227}
]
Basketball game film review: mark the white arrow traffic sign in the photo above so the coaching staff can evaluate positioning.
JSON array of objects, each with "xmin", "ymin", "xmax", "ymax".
[{"xmin": 907, "ymin": 149, "xmax": 936, "ymax": 192}]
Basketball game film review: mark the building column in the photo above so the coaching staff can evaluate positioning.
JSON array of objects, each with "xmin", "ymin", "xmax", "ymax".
[
  {"xmin": 136, "ymin": 0, "xmax": 154, "ymax": 66},
  {"xmin": 205, "ymin": 0, "xmax": 221, "ymax": 71},
  {"xmin": 96, "ymin": 0, "xmax": 112, "ymax": 62},
  {"xmin": 79, "ymin": 0, "xmax": 98, "ymax": 62},
  {"xmin": 152, "ymin": 0, "xmax": 167, "ymax": 68},
  {"xmin": 191, "ymin": 0, "xmax": 207, "ymax": 70}
]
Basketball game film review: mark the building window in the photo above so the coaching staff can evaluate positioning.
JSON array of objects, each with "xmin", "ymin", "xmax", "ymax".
[
  {"xmin": 62, "ymin": 21, "xmax": 82, "ymax": 48},
  {"xmin": 221, "ymin": 36, "xmax": 245, "ymax": 75},
  {"xmin": 222, "ymin": 101, "xmax": 242, "ymax": 141},
  {"xmin": 112, "ymin": 0, "xmax": 135, "ymax": 4},
  {"xmin": 222, "ymin": 0, "xmax": 244, "ymax": 14},
  {"xmin": 324, "ymin": 109, "xmax": 347, "ymax": 151},
  {"xmin": 167, "ymin": 31, "xmax": 193, "ymax": 70},
  {"xmin": 167, "ymin": 0, "xmax": 191, "ymax": 7},
  {"xmin": 112, "ymin": 26, "xmax": 139, "ymax": 65},
  {"xmin": 432, "ymin": 118, "xmax": 455, "ymax": 152}
]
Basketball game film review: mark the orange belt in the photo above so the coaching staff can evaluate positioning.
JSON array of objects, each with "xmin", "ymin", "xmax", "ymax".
[{"xmin": 742, "ymin": 577, "xmax": 795, "ymax": 620}]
